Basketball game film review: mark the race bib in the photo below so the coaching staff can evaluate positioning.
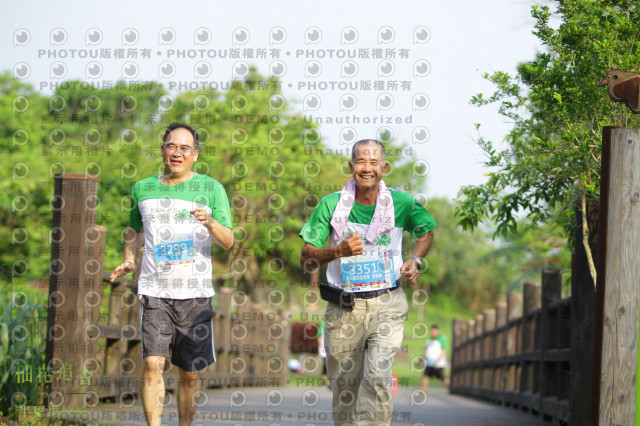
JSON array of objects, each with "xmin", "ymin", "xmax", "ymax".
[
  {"xmin": 341, "ymin": 249, "xmax": 395, "ymax": 292},
  {"xmin": 154, "ymin": 233, "xmax": 196, "ymax": 272}
]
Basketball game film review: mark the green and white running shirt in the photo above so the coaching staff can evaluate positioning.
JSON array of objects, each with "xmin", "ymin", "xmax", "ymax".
[
  {"xmin": 425, "ymin": 334, "xmax": 448, "ymax": 368},
  {"xmin": 299, "ymin": 189, "xmax": 436, "ymax": 291},
  {"xmin": 129, "ymin": 174, "xmax": 232, "ymax": 299}
]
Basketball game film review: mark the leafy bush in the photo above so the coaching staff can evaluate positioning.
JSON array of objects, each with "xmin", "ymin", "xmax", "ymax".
[{"xmin": 0, "ymin": 284, "xmax": 47, "ymax": 419}]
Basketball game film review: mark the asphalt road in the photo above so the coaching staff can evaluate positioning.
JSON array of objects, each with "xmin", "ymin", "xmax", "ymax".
[{"xmin": 93, "ymin": 385, "xmax": 549, "ymax": 426}]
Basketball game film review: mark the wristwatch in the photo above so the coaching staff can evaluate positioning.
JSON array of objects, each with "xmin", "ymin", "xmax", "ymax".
[{"xmin": 411, "ymin": 256, "xmax": 423, "ymax": 267}]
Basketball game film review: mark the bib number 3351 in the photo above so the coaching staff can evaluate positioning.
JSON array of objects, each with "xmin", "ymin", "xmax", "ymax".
[{"xmin": 341, "ymin": 249, "xmax": 395, "ymax": 292}]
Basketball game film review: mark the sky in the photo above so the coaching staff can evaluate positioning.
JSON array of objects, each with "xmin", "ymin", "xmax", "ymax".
[{"xmin": 3, "ymin": 0, "xmax": 545, "ymax": 200}]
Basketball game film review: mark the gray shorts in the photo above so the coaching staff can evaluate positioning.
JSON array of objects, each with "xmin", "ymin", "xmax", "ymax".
[{"xmin": 140, "ymin": 295, "xmax": 216, "ymax": 372}]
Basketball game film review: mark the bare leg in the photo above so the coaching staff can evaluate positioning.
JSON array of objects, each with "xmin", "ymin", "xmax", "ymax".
[
  {"xmin": 141, "ymin": 356, "xmax": 166, "ymax": 426},
  {"xmin": 420, "ymin": 375, "xmax": 430, "ymax": 393},
  {"xmin": 177, "ymin": 368, "xmax": 200, "ymax": 426},
  {"xmin": 444, "ymin": 376, "xmax": 450, "ymax": 389}
]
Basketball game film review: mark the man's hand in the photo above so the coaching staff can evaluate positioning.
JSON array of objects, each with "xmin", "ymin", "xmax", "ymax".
[
  {"xmin": 190, "ymin": 208, "xmax": 212, "ymax": 225},
  {"xmin": 110, "ymin": 259, "xmax": 135, "ymax": 282},
  {"xmin": 340, "ymin": 233, "xmax": 363, "ymax": 257},
  {"xmin": 191, "ymin": 208, "xmax": 234, "ymax": 250},
  {"xmin": 299, "ymin": 233, "xmax": 363, "ymax": 270},
  {"xmin": 400, "ymin": 258, "xmax": 420, "ymax": 285}
]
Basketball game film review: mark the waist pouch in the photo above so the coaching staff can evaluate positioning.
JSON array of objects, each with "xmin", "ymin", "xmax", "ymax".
[{"xmin": 319, "ymin": 283, "xmax": 354, "ymax": 311}]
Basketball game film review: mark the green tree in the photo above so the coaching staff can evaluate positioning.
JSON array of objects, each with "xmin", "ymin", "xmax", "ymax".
[
  {"xmin": 1, "ymin": 69, "xmax": 426, "ymax": 303},
  {"xmin": 418, "ymin": 198, "xmax": 570, "ymax": 311},
  {"xmin": 1, "ymin": 75, "xmax": 168, "ymax": 283},
  {"xmin": 455, "ymin": 0, "xmax": 640, "ymax": 280}
]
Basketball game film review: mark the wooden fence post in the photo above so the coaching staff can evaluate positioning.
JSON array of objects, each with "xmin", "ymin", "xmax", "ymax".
[
  {"xmin": 467, "ymin": 320, "xmax": 475, "ymax": 390},
  {"xmin": 448, "ymin": 270, "xmax": 573, "ymax": 423},
  {"xmin": 540, "ymin": 269, "xmax": 564, "ymax": 420},
  {"xmin": 482, "ymin": 309, "xmax": 496, "ymax": 394},
  {"xmin": 231, "ymin": 291, "xmax": 250, "ymax": 386},
  {"xmin": 506, "ymin": 292, "xmax": 522, "ymax": 403},
  {"xmin": 451, "ymin": 318, "xmax": 468, "ymax": 392},
  {"xmin": 570, "ymin": 199, "xmax": 598, "ymax": 426},
  {"xmin": 104, "ymin": 255, "xmax": 126, "ymax": 398},
  {"xmin": 494, "ymin": 302, "xmax": 507, "ymax": 400},
  {"xmin": 277, "ymin": 310, "xmax": 291, "ymax": 386},
  {"xmin": 216, "ymin": 287, "xmax": 232, "ymax": 387},
  {"xmin": 593, "ymin": 127, "xmax": 640, "ymax": 425},
  {"xmin": 520, "ymin": 282, "xmax": 541, "ymax": 411},
  {"xmin": 474, "ymin": 315, "xmax": 483, "ymax": 391},
  {"xmin": 46, "ymin": 173, "xmax": 104, "ymax": 409}
]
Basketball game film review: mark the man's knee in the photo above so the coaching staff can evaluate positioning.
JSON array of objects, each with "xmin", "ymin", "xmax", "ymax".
[
  {"xmin": 179, "ymin": 369, "xmax": 200, "ymax": 388},
  {"xmin": 362, "ymin": 374, "xmax": 392, "ymax": 391},
  {"xmin": 143, "ymin": 356, "xmax": 166, "ymax": 375}
]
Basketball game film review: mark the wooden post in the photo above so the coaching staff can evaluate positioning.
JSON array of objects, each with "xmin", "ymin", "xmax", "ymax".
[
  {"xmin": 454, "ymin": 319, "xmax": 469, "ymax": 392},
  {"xmin": 495, "ymin": 302, "xmax": 507, "ymax": 400},
  {"xmin": 232, "ymin": 291, "xmax": 250, "ymax": 386},
  {"xmin": 594, "ymin": 127, "xmax": 640, "ymax": 425},
  {"xmin": 570, "ymin": 199, "xmax": 598, "ymax": 426},
  {"xmin": 46, "ymin": 173, "xmax": 104, "ymax": 409},
  {"xmin": 104, "ymin": 265, "xmax": 126, "ymax": 382},
  {"xmin": 520, "ymin": 282, "xmax": 541, "ymax": 411},
  {"xmin": 277, "ymin": 310, "xmax": 292, "ymax": 387},
  {"xmin": 506, "ymin": 293, "xmax": 522, "ymax": 398},
  {"xmin": 245, "ymin": 303, "xmax": 257, "ymax": 386},
  {"xmin": 482, "ymin": 309, "xmax": 496, "ymax": 393},
  {"xmin": 122, "ymin": 289, "xmax": 141, "ymax": 393},
  {"xmin": 495, "ymin": 303, "xmax": 507, "ymax": 359},
  {"xmin": 451, "ymin": 318, "xmax": 467, "ymax": 392},
  {"xmin": 217, "ymin": 287, "xmax": 232, "ymax": 386},
  {"xmin": 556, "ymin": 296, "xmax": 571, "ymax": 403},
  {"xmin": 540, "ymin": 269, "xmax": 562, "ymax": 418},
  {"xmin": 467, "ymin": 320, "xmax": 475, "ymax": 389},
  {"xmin": 124, "ymin": 247, "xmax": 144, "ymax": 390},
  {"xmin": 474, "ymin": 314, "xmax": 484, "ymax": 389}
]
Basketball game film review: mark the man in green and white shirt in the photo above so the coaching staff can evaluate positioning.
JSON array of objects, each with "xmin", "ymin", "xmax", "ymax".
[
  {"xmin": 111, "ymin": 122, "xmax": 233, "ymax": 426},
  {"xmin": 300, "ymin": 139, "xmax": 436, "ymax": 425},
  {"xmin": 421, "ymin": 324, "xmax": 450, "ymax": 393}
]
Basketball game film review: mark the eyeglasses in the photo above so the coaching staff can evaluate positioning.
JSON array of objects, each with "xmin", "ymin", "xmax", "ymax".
[{"xmin": 163, "ymin": 143, "xmax": 195, "ymax": 154}]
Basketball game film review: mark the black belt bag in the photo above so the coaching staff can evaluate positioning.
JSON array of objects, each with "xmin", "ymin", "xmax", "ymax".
[
  {"xmin": 319, "ymin": 281, "xmax": 401, "ymax": 309},
  {"xmin": 319, "ymin": 283, "xmax": 354, "ymax": 310}
]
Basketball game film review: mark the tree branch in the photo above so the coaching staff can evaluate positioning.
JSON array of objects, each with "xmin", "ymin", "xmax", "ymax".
[{"xmin": 581, "ymin": 192, "xmax": 597, "ymax": 287}]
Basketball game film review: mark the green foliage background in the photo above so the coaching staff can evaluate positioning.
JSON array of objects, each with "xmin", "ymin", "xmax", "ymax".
[
  {"xmin": 456, "ymin": 0, "xmax": 640, "ymax": 238},
  {"xmin": 5, "ymin": 0, "xmax": 639, "ymax": 420},
  {"xmin": 0, "ymin": 64, "xmax": 572, "ymax": 310},
  {"xmin": 0, "ymin": 52, "xmax": 574, "ymax": 416}
]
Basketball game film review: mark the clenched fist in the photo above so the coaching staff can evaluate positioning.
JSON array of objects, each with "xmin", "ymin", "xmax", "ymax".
[{"xmin": 340, "ymin": 232, "xmax": 364, "ymax": 257}]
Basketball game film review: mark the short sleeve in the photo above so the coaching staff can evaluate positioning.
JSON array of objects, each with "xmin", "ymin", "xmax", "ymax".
[
  {"xmin": 129, "ymin": 183, "xmax": 143, "ymax": 233},
  {"xmin": 299, "ymin": 197, "xmax": 334, "ymax": 248},
  {"xmin": 408, "ymin": 197, "xmax": 436, "ymax": 239},
  {"xmin": 210, "ymin": 183, "xmax": 232, "ymax": 228},
  {"xmin": 439, "ymin": 335, "xmax": 448, "ymax": 350}
]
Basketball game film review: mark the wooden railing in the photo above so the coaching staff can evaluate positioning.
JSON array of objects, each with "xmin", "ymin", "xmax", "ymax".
[
  {"xmin": 91, "ymin": 274, "xmax": 291, "ymax": 401},
  {"xmin": 451, "ymin": 271, "xmax": 570, "ymax": 422},
  {"xmin": 451, "ymin": 201, "xmax": 600, "ymax": 425},
  {"xmin": 45, "ymin": 173, "xmax": 291, "ymax": 409}
]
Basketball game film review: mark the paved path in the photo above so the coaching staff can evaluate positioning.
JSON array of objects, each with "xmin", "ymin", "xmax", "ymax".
[{"xmin": 95, "ymin": 386, "xmax": 547, "ymax": 426}]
